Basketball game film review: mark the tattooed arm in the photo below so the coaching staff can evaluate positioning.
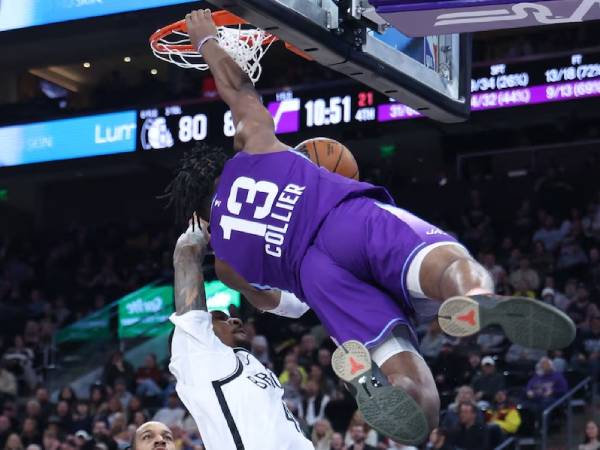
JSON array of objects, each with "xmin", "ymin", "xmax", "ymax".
[{"xmin": 173, "ymin": 213, "xmax": 210, "ymax": 315}]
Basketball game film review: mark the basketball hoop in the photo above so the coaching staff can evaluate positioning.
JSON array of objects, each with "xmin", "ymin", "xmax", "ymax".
[{"xmin": 150, "ymin": 11, "xmax": 278, "ymax": 83}]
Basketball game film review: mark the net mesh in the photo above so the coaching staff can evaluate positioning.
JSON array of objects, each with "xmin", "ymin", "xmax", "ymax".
[{"xmin": 151, "ymin": 24, "xmax": 275, "ymax": 83}]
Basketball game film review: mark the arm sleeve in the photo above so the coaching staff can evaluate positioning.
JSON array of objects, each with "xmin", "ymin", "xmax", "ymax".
[{"xmin": 168, "ymin": 311, "xmax": 238, "ymax": 384}]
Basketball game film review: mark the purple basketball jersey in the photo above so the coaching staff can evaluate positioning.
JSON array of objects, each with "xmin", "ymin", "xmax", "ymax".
[{"xmin": 209, "ymin": 150, "xmax": 393, "ymax": 297}]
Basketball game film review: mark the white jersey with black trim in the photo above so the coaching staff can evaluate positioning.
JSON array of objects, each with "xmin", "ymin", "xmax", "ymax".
[{"xmin": 169, "ymin": 311, "xmax": 314, "ymax": 450}]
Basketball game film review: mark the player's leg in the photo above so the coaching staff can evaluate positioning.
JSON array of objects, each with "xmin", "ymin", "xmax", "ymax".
[
  {"xmin": 414, "ymin": 243, "xmax": 576, "ymax": 350},
  {"xmin": 300, "ymin": 246, "xmax": 435, "ymax": 445}
]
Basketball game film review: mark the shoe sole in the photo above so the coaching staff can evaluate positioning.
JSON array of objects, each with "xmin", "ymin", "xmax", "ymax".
[
  {"xmin": 438, "ymin": 295, "xmax": 576, "ymax": 350},
  {"xmin": 331, "ymin": 340, "xmax": 429, "ymax": 445}
]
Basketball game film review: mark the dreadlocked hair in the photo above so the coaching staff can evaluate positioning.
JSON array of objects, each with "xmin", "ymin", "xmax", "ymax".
[{"xmin": 161, "ymin": 143, "xmax": 231, "ymax": 224}]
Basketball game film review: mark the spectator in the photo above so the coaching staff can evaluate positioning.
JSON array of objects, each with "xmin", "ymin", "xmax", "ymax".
[
  {"xmin": 135, "ymin": 354, "xmax": 163, "ymax": 399},
  {"xmin": 23, "ymin": 401, "xmax": 43, "ymax": 430},
  {"xmin": 113, "ymin": 380, "xmax": 133, "ymax": 409},
  {"xmin": 298, "ymin": 334, "xmax": 318, "ymax": 369},
  {"xmin": 18, "ymin": 419, "xmax": 39, "ymax": 448},
  {"xmin": 103, "ymin": 352, "xmax": 135, "ymax": 390},
  {"xmin": 421, "ymin": 321, "xmax": 448, "ymax": 361},
  {"xmin": 89, "ymin": 385, "xmax": 108, "ymax": 417},
  {"xmin": 588, "ymin": 247, "xmax": 600, "ymax": 288},
  {"xmin": 449, "ymin": 402, "xmax": 490, "ymax": 450},
  {"xmin": 471, "ymin": 356, "xmax": 505, "ymax": 403},
  {"xmin": 567, "ymin": 284, "xmax": 599, "ymax": 329},
  {"xmin": 152, "ymin": 393, "xmax": 185, "ymax": 428},
  {"xmin": 0, "ymin": 360, "xmax": 17, "ymax": 399},
  {"xmin": 317, "ymin": 348, "xmax": 336, "ymax": 383},
  {"xmin": 92, "ymin": 420, "xmax": 117, "ymax": 450},
  {"xmin": 532, "ymin": 215, "xmax": 564, "ymax": 253},
  {"xmin": 250, "ymin": 335, "xmax": 271, "ymax": 368},
  {"xmin": 279, "ymin": 353, "xmax": 308, "ymax": 385},
  {"xmin": 505, "ymin": 343, "xmax": 546, "ymax": 371},
  {"xmin": 58, "ymin": 387, "xmax": 77, "ymax": 406},
  {"xmin": 525, "ymin": 357, "xmax": 568, "ymax": 415},
  {"xmin": 41, "ymin": 430, "xmax": 59, "ymax": 450},
  {"xmin": 530, "ymin": 241, "xmax": 554, "ymax": 279},
  {"xmin": 485, "ymin": 390, "xmax": 521, "ymax": 435},
  {"xmin": 324, "ymin": 389, "xmax": 356, "ymax": 434},
  {"xmin": 0, "ymin": 415, "xmax": 12, "ymax": 448},
  {"xmin": 344, "ymin": 411, "xmax": 378, "ymax": 448},
  {"xmin": 580, "ymin": 420, "xmax": 600, "ymax": 450},
  {"xmin": 476, "ymin": 331, "xmax": 508, "ymax": 356},
  {"xmin": 299, "ymin": 380, "xmax": 330, "ymax": 429},
  {"xmin": 425, "ymin": 428, "xmax": 454, "ymax": 450},
  {"xmin": 509, "ymin": 258, "xmax": 540, "ymax": 292},
  {"xmin": 312, "ymin": 419, "xmax": 334, "ymax": 450},
  {"xmin": 282, "ymin": 365, "xmax": 304, "ymax": 412},
  {"xmin": 54, "ymin": 400, "xmax": 72, "ymax": 433},
  {"xmin": 541, "ymin": 287, "xmax": 568, "ymax": 311},
  {"xmin": 556, "ymin": 230, "xmax": 588, "ymax": 273},
  {"xmin": 71, "ymin": 401, "xmax": 92, "ymax": 433},
  {"xmin": 309, "ymin": 364, "xmax": 336, "ymax": 396},
  {"xmin": 33, "ymin": 387, "xmax": 52, "ymax": 421},
  {"xmin": 3, "ymin": 433, "xmax": 23, "ymax": 450},
  {"xmin": 481, "ymin": 253, "xmax": 506, "ymax": 286},
  {"xmin": 572, "ymin": 315, "xmax": 600, "ymax": 377},
  {"xmin": 346, "ymin": 425, "xmax": 377, "ymax": 450},
  {"xmin": 330, "ymin": 432, "xmax": 345, "ymax": 450},
  {"xmin": 442, "ymin": 386, "xmax": 484, "ymax": 430}
]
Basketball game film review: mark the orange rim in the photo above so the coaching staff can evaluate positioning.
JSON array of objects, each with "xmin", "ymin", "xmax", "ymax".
[{"xmin": 149, "ymin": 10, "xmax": 278, "ymax": 53}]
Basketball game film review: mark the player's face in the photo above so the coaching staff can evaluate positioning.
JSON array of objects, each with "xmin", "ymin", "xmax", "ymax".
[
  {"xmin": 135, "ymin": 422, "xmax": 175, "ymax": 450},
  {"xmin": 211, "ymin": 311, "xmax": 248, "ymax": 347}
]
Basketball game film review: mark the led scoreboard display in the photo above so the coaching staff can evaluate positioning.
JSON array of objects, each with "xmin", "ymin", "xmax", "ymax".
[{"xmin": 136, "ymin": 51, "xmax": 600, "ymax": 151}]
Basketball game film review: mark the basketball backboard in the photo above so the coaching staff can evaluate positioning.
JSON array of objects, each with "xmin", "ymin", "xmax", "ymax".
[{"xmin": 207, "ymin": 0, "xmax": 471, "ymax": 123}]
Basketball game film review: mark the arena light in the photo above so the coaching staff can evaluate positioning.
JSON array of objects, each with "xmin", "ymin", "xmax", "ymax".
[
  {"xmin": 83, "ymin": 62, "xmax": 91, "ymax": 69},
  {"xmin": 151, "ymin": 69, "xmax": 158, "ymax": 75},
  {"xmin": 123, "ymin": 56, "xmax": 132, "ymax": 63}
]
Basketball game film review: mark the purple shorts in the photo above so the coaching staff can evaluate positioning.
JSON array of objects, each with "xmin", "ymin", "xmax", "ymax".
[{"xmin": 299, "ymin": 196, "xmax": 458, "ymax": 349}]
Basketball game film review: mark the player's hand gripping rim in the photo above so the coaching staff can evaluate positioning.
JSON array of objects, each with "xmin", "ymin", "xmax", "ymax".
[{"xmin": 174, "ymin": 212, "xmax": 210, "ymax": 258}]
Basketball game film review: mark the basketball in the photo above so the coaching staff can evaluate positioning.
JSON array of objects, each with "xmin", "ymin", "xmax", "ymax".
[{"xmin": 295, "ymin": 138, "xmax": 360, "ymax": 180}]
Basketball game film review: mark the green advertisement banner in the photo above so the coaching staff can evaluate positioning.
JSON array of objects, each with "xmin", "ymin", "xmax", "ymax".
[
  {"xmin": 55, "ymin": 308, "xmax": 111, "ymax": 343},
  {"xmin": 118, "ymin": 285, "xmax": 174, "ymax": 339}
]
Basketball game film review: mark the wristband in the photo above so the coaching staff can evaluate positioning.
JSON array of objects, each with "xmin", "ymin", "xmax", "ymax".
[
  {"xmin": 196, "ymin": 35, "xmax": 219, "ymax": 54},
  {"xmin": 266, "ymin": 291, "xmax": 310, "ymax": 318}
]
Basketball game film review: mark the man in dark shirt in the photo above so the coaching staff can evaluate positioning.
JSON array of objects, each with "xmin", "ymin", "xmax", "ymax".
[
  {"xmin": 472, "ymin": 356, "xmax": 506, "ymax": 402},
  {"xmin": 450, "ymin": 402, "xmax": 490, "ymax": 450},
  {"xmin": 348, "ymin": 425, "xmax": 377, "ymax": 450}
]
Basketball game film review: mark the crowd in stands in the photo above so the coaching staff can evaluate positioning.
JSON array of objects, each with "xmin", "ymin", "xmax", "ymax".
[{"xmin": 1, "ymin": 158, "xmax": 600, "ymax": 450}]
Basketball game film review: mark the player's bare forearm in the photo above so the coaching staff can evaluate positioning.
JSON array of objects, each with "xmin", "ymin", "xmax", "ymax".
[
  {"xmin": 185, "ymin": 9, "xmax": 259, "ymax": 108},
  {"xmin": 174, "ymin": 248, "xmax": 207, "ymax": 315},
  {"xmin": 173, "ymin": 213, "xmax": 210, "ymax": 315}
]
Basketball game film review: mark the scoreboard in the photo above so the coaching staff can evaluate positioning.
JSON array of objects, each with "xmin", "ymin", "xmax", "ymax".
[{"xmin": 1, "ymin": 52, "xmax": 600, "ymax": 168}]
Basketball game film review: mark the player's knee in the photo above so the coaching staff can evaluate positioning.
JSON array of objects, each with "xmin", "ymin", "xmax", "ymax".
[{"xmin": 387, "ymin": 373, "xmax": 440, "ymax": 431}]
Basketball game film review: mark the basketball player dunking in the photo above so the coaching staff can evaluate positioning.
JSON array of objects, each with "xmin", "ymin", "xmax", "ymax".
[{"xmin": 164, "ymin": 9, "xmax": 576, "ymax": 445}]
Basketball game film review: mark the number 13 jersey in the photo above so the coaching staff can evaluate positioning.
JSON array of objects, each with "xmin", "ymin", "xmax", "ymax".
[{"xmin": 209, "ymin": 149, "xmax": 392, "ymax": 297}]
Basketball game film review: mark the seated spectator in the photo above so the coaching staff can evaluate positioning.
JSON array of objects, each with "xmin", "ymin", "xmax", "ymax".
[
  {"xmin": 530, "ymin": 241, "xmax": 554, "ymax": 279},
  {"xmin": 543, "ymin": 276, "xmax": 570, "ymax": 310},
  {"xmin": 105, "ymin": 397, "xmax": 125, "ymax": 428},
  {"xmin": 131, "ymin": 411, "xmax": 148, "ymax": 429},
  {"xmin": 344, "ymin": 411, "xmax": 378, "ymax": 448},
  {"xmin": 299, "ymin": 380, "xmax": 330, "ymax": 429},
  {"xmin": 532, "ymin": 215, "xmax": 564, "ymax": 253},
  {"xmin": 463, "ymin": 353, "xmax": 481, "ymax": 384},
  {"xmin": 103, "ymin": 352, "xmax": 135, "ymax": 390},
  {"xmin": 0, "ymin": 415, "xmax": 13, "ymax": 448},
  {"xmin": 432, "ymin": 343, "xmax": 469, "ymax": 393},
  {"xmin": 317, "ymin": 348, "xmax": 337, "ymax": 384},
  {"xmin": 309, "ymin": 364, "xmax": 336, "ymax": 396},
  {"xmin": 23, "ymin": 401, "xmax": 44, "ymax": 430},
  {"xmin": 330, "ymin": 432, "xmax": 345, "ymax": 450},
  {"xmin": 250, "ymin": 335, "xmax": 271, "ymax": 368},
  {"xmin": 58, "ymin": 387, "xmax": 77, "ymax": 406},
  {"xmin": 485, "ymin": 390, "xmax": 521, "ymax": 435},
  {"xmin": 442, "ymin": 386, "xmax": 484, "ymax": 430},
  {"xmin": 18, "ymin": 418, "xmax": 39, "ymax": 447},
  {"xmin": 567, "ymin": 284, "xmax": 598, "ymax": 329},
  {"xmin": 512, "ymin": 280, "xmax": 536, "ymax": 299},
  {"xmin": 54, "ymin": 401, "xmax": 72, "ymax": 434},
  {"xmin": 152, "ymin": 393, "xmax": 185, "ymax": 428},
  {"xmin": 556, "ymin": 231, "xmax": 588, "ymax": 273},
  {"xmin": 92, "ymin": 420, "xmax": 117, "ymax": 450},
  {"xmin": 509, "ymin": 258, "xmax": 540, "ymax": 292},
  {"xmin": 472, "ymin": 357, "xmax": 505, "ymax": 403},
  {"xmin": 298, "ymin": 334, "xmax": 318, "ymax": 369},
  {"xmin": 0, "ymin": 360, "xmax": 17, "ymax": 400},
  {"xmin": 580, "ymin": 420, "xmax": 600, "ymax": 450},
  {"xmin": 426, "ymin": 428, "xmax": 454, "ymax": 450},
  {"xmin": 135, "ymin": 354, "xmax": 163, "ymax": 400},
  {"xmin": 33, "ymin": 387, "xmax": 53, "ymax": 421},
  {"xmin": 113, "ymin": 379, "xmax": 133, "ymax": 409},
  {"xmin": 481, "ymin": 253, "xmax": 506, "ymax": 286},
  {"xmin": 541, "ymin": 288, "xmax": 569, "ymax": 312},
  {"xmin": 71, "ymin": 401, "xmax": 92, "ymax": 433},
  {"xmin": 476, "ymin": 332, "xmax": 509, "ymax": 356},
  {"xmin": 279, "ymin": 353, "xmax": 308, "ymax": 385},
  {"xmin": 41, "ymin": 430, "xmax": 59, "ymax": 450},
  {"xmin": 346, "ymin": 425, "xmax": 377, "ymax": 450},
  {"xmin": 449, "ymin": 402, "xmax": 490, "ymax": 450},
  {"xmin": 312, "ymin": 419, "xmax": 334, "ymax": 450},
  {"xmin": 282, "ymin": 366, "xmax": 304, "ymax": 412},
  {"xmin": 3, "ymin": 336, "xmax": 36, "ymax": 393},
  {"xmin": 421, "ymin": 321, "xmax": 448, "ymax": 361},
  {"xmin": 505, "ymin": 343, "xmax": 546, "ymax": 371},
  {"xmin": 572, "ymin": 315, "xmax": 600, "ymax": 377},
  {"xmin": 525, "ymin": 357, "xmax": 568, "ymax": 414},
  {"xmin": 4, "ymin": 433, "xmax": 23, "ymax": 450},
  {"xmin": 89, "ymin": 385, "xmax": 108, "ymax": 417}
]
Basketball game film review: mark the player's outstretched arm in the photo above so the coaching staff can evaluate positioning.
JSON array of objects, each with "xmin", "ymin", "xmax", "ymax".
[
  {"xmin": 173, "ymin": 213, "xmax": 210, "ymax": 315},
  {"xmin": 185, "ymin": 9, "xmax": 285, "ymax": 153}
]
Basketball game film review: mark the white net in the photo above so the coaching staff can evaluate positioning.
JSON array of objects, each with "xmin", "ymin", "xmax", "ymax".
[{"xmin": 151, "ymin": 24, "xmax": 275, "ymax": 83}]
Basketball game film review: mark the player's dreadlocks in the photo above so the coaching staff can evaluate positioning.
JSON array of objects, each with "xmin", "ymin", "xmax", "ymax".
[{"xmin": 162, "ymin": 143, "xmax": 231, "ymax": 224}]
